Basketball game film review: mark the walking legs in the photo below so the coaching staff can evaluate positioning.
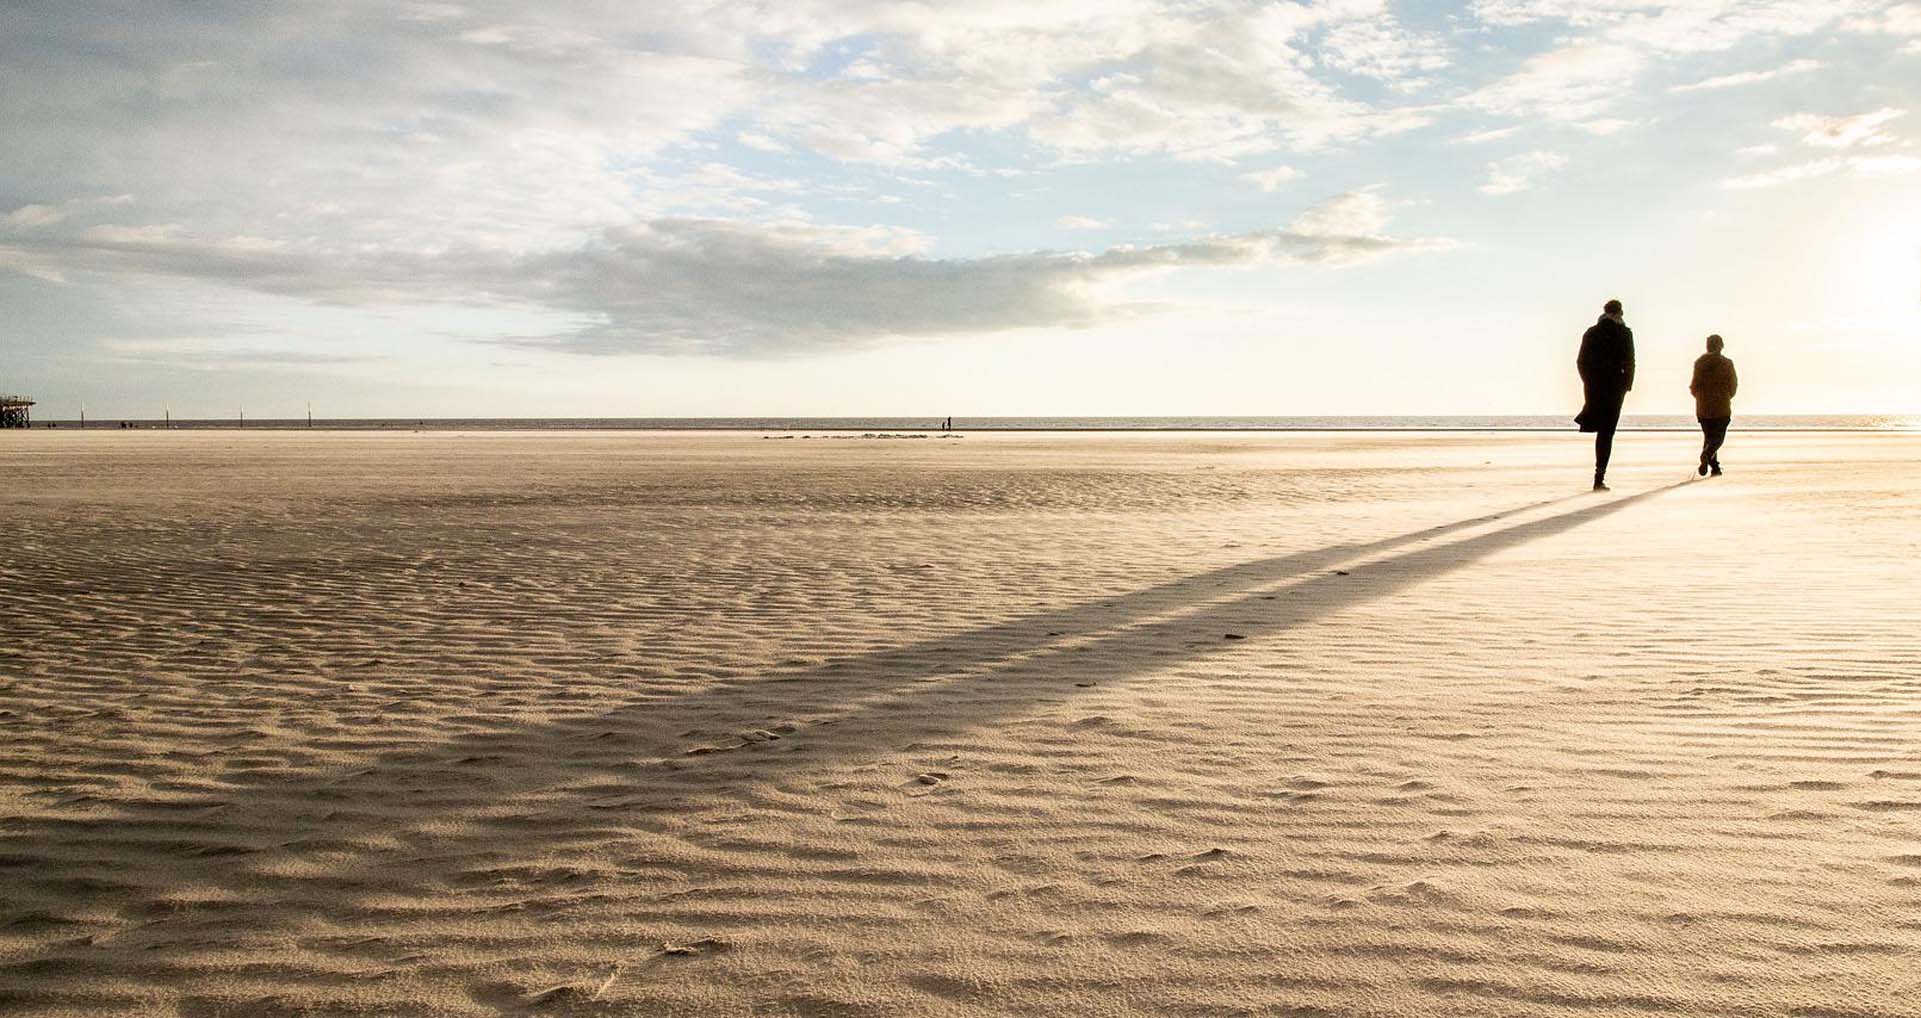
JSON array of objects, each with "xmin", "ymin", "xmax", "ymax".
[{"xmin": 1699, "ymin": 417, "xmax": 1730, "ymax": 474}]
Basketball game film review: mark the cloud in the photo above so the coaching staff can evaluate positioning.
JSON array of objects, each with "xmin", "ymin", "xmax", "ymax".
[
  {"xmin": 1466, "ymin": 43, "xmax": 1646, "ymax": 120},
  {"xmin": 1719, "ymin": 153, "xmax": 1921, "ymax": 188},
  {"xmin": 1472, "ymin": 0, "xmax": 1871, "ymax": 53},
  {"xmin": 1479, "ymin": 150, "xmax": 1569, "ymax": 194},
  {"xmin": 1773, "ymin": 107, "xmax": 1907, "ymax": 148},
  {"xmin": 1669, "ymin": 58, "xmax": 1822, "ymax": 92},
  {"xmin": 1736, "ymin": 143, "xmax": 1780, "ymax": 157},
  {"xmin": 1, "ymin": 206, "xmax": 66, "ymax": 230},
  {"xmin": 1848, "ymin": 2, "xmax": 1921, "ymax": 38},
  {"xmin": 1, "ymin": 195, "xmax": 1449, "ymax": 357},
  {"xmin": 0, "ymin": 194, "xmax": 135, "ymax": 230},
  {"xmin": 1578, "ymin": 118, "xmax": 1637, "ymax": 135},
  {"xmin": 1055, "ymin": 216, "xmax": 1113, "ymax": 229},
  {"xmin": 1241, "ymin": 166, "xmax": 1305, "ymax": 191},
  {"xmin": 1453, "ymin": 126, "xmax": 1522, "ymax": 144},
  {"xmin": 1317, "ymin": 17, "xmax": 1451, "ymax": 89},
  {"xmin": 1719, "ymin": 158, "xmax": 1845, "ymax": 188},
  {"xmin": 1465, "ymin": 1, "xmax": 1862, "ymax": 122}
]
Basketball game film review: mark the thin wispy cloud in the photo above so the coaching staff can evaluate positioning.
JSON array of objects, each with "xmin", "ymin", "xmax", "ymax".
[
  {"xmin": 1241, "ymin": 167, "xmax": 1305, "ymax": 191},
  {"xmin": 1774, "ymin": 107, "xmax": 1908, "ymax": 148},
  {"xmin": 1453, "ymin": 126, "xmax": 1523, "ymax": 144},
  {"xmin": 1479, "ymin": 151, "xmax": 1570, "ymax": 195},
  {"xmin": 1720, "ymin": 152, "xmax": 1921, "ymax": 188},
  {"xmin": 1670, "ymin": 58, "xmax": 1823, "ymax": 92}
]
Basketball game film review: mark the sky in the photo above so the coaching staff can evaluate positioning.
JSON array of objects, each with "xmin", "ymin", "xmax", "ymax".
[{"xmin": 2, "ymin": 0, "xmax": 1918, "ymax": 419}]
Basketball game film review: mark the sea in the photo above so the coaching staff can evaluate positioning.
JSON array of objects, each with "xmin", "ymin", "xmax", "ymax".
[{"xmin": 30, "ymin": 415, "xmax": 1921, "ymax": 432}]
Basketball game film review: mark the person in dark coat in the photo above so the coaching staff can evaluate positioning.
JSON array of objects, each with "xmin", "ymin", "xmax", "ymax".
[
  {"xmin": 1689, "ymin": 334, "xmax": 1738, "ymax": 476},
  {"xmin": 1575, "ymin": 298, "xmax": 1635, "ymax": 491}
]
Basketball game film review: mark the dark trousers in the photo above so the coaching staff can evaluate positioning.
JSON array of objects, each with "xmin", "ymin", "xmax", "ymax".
[
  {"xmin": 1588, "ymin": 403, "xmax": 1623, "ymax": 481},
  {"xmin": 1699, "ymin": 416, "xmax": 1730, "ymax": 466}
]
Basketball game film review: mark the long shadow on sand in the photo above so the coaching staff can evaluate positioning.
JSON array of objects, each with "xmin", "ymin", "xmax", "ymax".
[{"xmin": 0, "ymin": 482, "xmax": 1685, "ymax": 997}]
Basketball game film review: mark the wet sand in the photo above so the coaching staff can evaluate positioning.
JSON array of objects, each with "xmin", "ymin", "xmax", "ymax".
[{"xmin": 2, "ymin": 430, "xmax": 1918, "ymax": 1016}]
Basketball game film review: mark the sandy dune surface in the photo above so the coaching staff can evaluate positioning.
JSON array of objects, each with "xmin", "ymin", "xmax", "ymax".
[{"xmin": 2, "ymin": 430, "xmax": 1918, "ymax": 1017}]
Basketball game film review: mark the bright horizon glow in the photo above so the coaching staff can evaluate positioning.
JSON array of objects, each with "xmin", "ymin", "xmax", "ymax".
[{"xmin": 2, "ymin": 2, "xmax": 1918, "ymax": 418}]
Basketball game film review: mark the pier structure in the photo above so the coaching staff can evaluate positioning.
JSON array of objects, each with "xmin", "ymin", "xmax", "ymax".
[{"xmin": 1, "ymin": 395, "xmax": 33, "ymax": 428}]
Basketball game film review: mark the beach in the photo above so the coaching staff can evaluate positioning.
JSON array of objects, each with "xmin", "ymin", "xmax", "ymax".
[{"xmin": 2, "ymin": 429, "xmax": 1918, "ymax": 1016}]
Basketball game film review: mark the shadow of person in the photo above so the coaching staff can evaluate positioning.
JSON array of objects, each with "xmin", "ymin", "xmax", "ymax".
[{"xmin": 0, "ymin": 483, "xmax": 1682, "ymax": 996}]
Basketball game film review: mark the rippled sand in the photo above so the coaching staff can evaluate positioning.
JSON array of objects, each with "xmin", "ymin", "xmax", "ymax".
[{"xmin": 2, "ymin": 430, "xmax": 1918, "ymax": 1017}]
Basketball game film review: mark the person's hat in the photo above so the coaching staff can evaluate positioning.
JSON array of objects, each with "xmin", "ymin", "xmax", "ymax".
[{"xmin": 1603, "ymin": 299, "xmax": 1623, "ymax": 315}]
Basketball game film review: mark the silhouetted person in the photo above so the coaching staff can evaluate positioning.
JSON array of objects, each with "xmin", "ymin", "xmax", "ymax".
[
  {"xmin": 1690, "ymin": 334, "xmax": 1737, "ymax": 476},
  {"xmin": 1575, "ymin": 298, "xmax": 1635, "ymax": 491}
]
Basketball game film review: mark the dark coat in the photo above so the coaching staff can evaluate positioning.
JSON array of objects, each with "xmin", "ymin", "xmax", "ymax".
[
  {"xmin": 1574, "ymin": 315, "xmax": 1635, "ymax": 432},
  {"xmin": 1690, "ymin": 352, "xmax": 1737, "ymax": 419}
]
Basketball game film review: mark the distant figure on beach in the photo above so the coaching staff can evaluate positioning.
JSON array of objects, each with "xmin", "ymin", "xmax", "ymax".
[
  {"xmin": 1690, "ymin": 334, "xmax": 1738, "ymax": 476},
  {"xmin": 942, "ymin": 416, "xmax": 952, "ymax": 432},
  {"xmin": 1575, "ymin": 298, "xmax": 1636, "ymax": 491}
]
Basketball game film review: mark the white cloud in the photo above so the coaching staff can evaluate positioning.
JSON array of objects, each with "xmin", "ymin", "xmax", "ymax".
[
  {"xmin": 1480, "ymin": 150, "xmax": 1569, "ymax": 194},
  {"xmin": 1670, "ymin": 58, "xmax": 1822, "ymax": 92},
  {"xmin": 1467, "ymin": 43, "xmax": 1646, "ymax": 120},
  {"xmin": 1056, "ymin": 216, "xmax": 1113, "ymax": 229},
  {"xmin": 1287, "ymin": 189, "xmax": 1393, "ymax": 237},
  {"xmin": 1472, "ymin": 0, "xmax": 1873, "ymax": 54},
  {"xmin": 1465, "ymin": 1, "xmax": 1863, "ymax": 123},
  {"xmin": 1453, "ymin": 126, "xmax": 1522, "ymax": 144},
  {"xmin": 1241, "ymin": 166, "xmax": 1305, "ymax": 191},
  {"xmin": 1736, "ymin": 143, "xmax": 1780, "ymax": 157},
  {"xmin": 1719, "ymin": 152, "xmax": 1921, "ymax": 188},
  {"xmin": 1, "ymin": 195, "xmax": 1449, "ymax": 356},
  {"xmin": 1578, "ymin": 118, "xmax": 1637, "ymax": 135},
  {"xmin": 1720, "ymin": 158, "xmax": 1845, "ymax": 188},
  {"xmin": 1318, "ymin": 17, "xmax": 1451, "ymax": 89},
  {"xmin": 1774, "ymin": 107, "xmax": 1907, "ymax": 148},
  {"xmin": 1849, "ymin": 2, "xmax": 1921, "ymax": 36}
]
